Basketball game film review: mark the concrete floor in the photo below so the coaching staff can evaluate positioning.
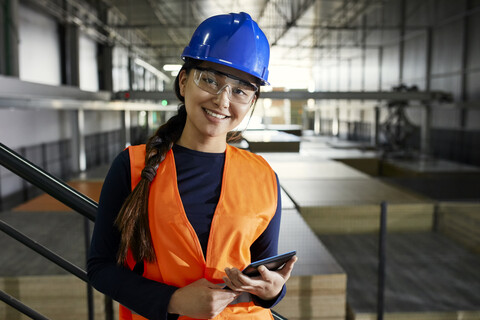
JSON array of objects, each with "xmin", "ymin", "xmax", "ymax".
[{"xmin": 319, "ymin": 232, "xmax": 480, "ymax": 313}]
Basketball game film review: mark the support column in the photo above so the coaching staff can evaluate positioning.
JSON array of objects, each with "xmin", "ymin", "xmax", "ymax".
[
  {"xmin": 147, "ymin": 111, "xmax": 155, "ymax": 136},
  {"xmin": 460, "ymin": 0, "xmax": 472, "ymax": 104},
  {"xmin": 398, "ymin": 0, "xmax": 406, "ymax": 84},
  {"xmin": 301, "ymin": 105, "xmax": 309, "ymax": 131},
  {"xmin": 314, "ymin": 108, "xmax": 321, "ymax": 135},
  {"xmin": 460, "ymin": 0, "xmax": 472, "ymax": 129},
  {"xmin": 71, "ymin": 110, "xmax": 86, "ymax": 173},
  {"xmin": 121, "ymin": 110, "xmax": 131, "ymax": 148},
  {"xmin": 98, "ymin": 44, "xmax": 113, "ymax": 91},
  {"xmin": 333, "ymin": 107, "xmax": 340, "ymax": 137},
  {"xmin": 361, "ymin": 15, "xmax": 367, "ymax": 92},
  {"xmin": 420, "ymin": 103, "xmax": 431, "ymax": 160},
  {"xmin": 425, "ymin": 27, "xmax": 433, "ymax": 91},
  {"xmin": 128, "ymin": 54, "xmax": 135, "ymax": 90},
  {"xmin": 60, "ymin": 22, "xmax": 80, "ymax": 86},
  {"xmin": 97, "ymin": 2, "xmax": 113, "ymax": 92},
  {"xmin": 373, "ymin": 106, "xmax": 380, "ymax": 147},
  {"xmin": 1, "ymin": 0, "xmax": 19, "ymax": 76}
]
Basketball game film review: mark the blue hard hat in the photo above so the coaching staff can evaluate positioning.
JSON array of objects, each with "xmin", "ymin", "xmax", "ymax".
[{"xmin": 182, "ymin": 12, "xmax": 270, "ymax": 85}]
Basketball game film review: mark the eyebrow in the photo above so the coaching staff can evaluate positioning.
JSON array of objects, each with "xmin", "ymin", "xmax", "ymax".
[{"xmin": 196, "ymin": 67, "xmax": 258, "ymax": 90}]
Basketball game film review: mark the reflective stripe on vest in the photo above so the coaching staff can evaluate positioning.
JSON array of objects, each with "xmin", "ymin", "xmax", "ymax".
[{"xmin": 119, "ymin": 144, "xmax": 277, "ymax": 320}]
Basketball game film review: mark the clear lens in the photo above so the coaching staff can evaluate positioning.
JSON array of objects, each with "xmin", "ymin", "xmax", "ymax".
[{"xmin": 193, "ymin": 69, "xmax": 257, "ymax": 104}]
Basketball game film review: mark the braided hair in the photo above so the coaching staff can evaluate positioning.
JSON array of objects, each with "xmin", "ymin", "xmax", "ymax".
[{"xmin": 115, "ymin": 58, "xmax": 261, "ymax": 264}]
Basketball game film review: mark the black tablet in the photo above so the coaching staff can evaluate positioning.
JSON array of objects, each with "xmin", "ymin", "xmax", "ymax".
[{"xmin": 242, "ymin": 250, "xmax": 296, "ymax": 277}]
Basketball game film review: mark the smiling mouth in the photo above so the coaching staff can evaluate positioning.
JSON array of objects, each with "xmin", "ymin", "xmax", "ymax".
[{"xmin": 203, "ymin": 108, "xmax": 229, "ymax": 119}]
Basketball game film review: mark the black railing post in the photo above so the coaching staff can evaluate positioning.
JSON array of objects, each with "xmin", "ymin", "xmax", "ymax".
[
  {"xmin": 377, "ymin": 201, "xmax": 387, "ymax": 320},
  {"xmin": 84, "ymin": 217, "xmax": 95, "ymax": 320},
  {"xmin": 105, "ymin": 296, "xmax": 114, "ymax": 320},
  {"xmin": 0, "ymin": 168, "xmax": 3, "ymax": 211}
]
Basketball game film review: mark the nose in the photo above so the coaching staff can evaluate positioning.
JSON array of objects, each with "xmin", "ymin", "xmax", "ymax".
[{"xmin": 213, "ymin": 85, "xmax": 231, "ymax": 108}]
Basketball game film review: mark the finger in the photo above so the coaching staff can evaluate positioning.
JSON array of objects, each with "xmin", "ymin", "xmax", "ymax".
[
  {"xmin": 211, "ymin": 290, "xmax": 241, "ymax": 311},
  {"xmin": 277, "ymin": 256, "xmax": 298, "ymax": 278},
  {"xmin": 257, "ymin": 265, "xmax": 273, "ymax": 281},
  {"xmin": 216, "ymin": 286, "xmax": 241, "ymax": 298},
  {"xmin": 222, "ymin": 276, "xmax": 236, "ymax": 290},
  {"xmin": 225, "ymin": 268, "xmax": 248, "ymax": 288}
]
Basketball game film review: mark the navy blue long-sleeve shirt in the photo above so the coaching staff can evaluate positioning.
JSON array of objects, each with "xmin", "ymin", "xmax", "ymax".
[{"xmin": 87, "ymin": 144, "xmax": 284, "ymax": 319}]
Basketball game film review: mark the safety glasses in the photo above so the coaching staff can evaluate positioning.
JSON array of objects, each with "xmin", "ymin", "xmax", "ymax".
[{"xmin": 193, "ymin": 68, "xmax": 258, "ymax": 105}]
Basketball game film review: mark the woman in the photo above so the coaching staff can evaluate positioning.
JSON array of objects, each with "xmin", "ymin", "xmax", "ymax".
[{"xmin": 87, "ymin": 12, "xmax": 296, "ymax": 320}]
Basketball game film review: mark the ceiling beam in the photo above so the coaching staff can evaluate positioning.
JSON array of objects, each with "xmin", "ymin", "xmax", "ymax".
[{"xmin": 270, "ymin": 0, "xmax": 317, "ymax": 46}]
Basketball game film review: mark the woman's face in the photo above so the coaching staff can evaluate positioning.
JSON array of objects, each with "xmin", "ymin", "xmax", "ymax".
[{"xmin": 179, "ymin": 62, "xmax": 257, "ymax": 146}]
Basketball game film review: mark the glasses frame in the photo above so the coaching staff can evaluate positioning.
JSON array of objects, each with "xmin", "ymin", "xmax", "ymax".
[{"xmin": 192, "ymin": 67, "xmax": 259, "ymax": 105}]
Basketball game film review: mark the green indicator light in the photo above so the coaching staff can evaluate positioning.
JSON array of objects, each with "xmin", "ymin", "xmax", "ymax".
[{"xmin": 161, "ymin": 100, "xmax": 168, "ymax": 106}]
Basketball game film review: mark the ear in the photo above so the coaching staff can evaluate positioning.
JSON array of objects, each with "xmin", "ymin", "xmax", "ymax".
[{"xmin": 179, "ymin": 70, "xmax": 188, "ymax": 97}]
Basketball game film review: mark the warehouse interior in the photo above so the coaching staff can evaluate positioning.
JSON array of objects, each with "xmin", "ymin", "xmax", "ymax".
[{"xmin": 0, "ymin": 0, "xmax": 479, "ymax": 319}]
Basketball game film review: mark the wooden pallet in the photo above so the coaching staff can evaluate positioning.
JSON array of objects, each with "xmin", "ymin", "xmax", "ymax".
[
  {"xmin": 437, "ymin": 202, "xmax": 480, "ymax": 253},
  {"xmin": 281, "ymin": 178, "xmax": 430, "ymax": 207},
  {"xmin": 352, "ymin": 311, "xmax": 480, "ymax": 320},
  {"xmin": 274, "ymin": 274, "xmax": 346, "ymax": 320},
  {"xmin": 0, "ymin": 275, "xmax": 118, "ymax": 320},
  {"xmin": 275, "ymin": 209, "xmax": 347, "ymax": 320},
  {"xmin": 269, "ymin": 160, "xmax": 369, "ymax": 180},
  {"xmin": 300, "ymin": 203, "xmax": 435, "ymax": 234},
  {"xmin": 279, "ymin": 177, "xmax": 434, "ymax": 234}
]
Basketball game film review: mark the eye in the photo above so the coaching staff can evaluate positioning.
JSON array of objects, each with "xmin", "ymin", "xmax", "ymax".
[
  {"xmin": 232, "ymin": 87, "xmax": 247, "ymax": 96},
  {"xmin": 202, "ymin": 74, "xmax": 218, "ymax": 87}
]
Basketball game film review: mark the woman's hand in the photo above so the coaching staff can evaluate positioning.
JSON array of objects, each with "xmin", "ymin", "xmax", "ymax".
[
  {"xmin": 222, "ymin": 256, "xmax": 297, "ymax": 301},
  {"xmin": 167, "ymin": 278, "xmax": 241, "ymax": 319}
]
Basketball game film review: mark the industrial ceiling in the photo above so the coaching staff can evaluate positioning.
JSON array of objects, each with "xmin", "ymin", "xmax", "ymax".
[
  {"xmin": 22, "ymin": 0, "xmax": 389, "ymax": 86},
  {"xmin": 105, "ymin": 0, "xmax": 385, "ymax": 75}
]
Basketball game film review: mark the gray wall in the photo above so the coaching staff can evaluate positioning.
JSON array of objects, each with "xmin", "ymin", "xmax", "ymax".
[{"xmin": 316, "ymin": 0, "xmax": 480, "ymax": 165}]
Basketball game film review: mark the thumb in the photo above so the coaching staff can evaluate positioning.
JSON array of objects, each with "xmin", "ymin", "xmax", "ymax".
[{"xmin": 257, "ymin": 265, "xmax": 271, "ymax": 280}]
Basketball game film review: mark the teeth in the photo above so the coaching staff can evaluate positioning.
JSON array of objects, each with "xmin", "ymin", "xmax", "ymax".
[{"xmin": 204, "ymin": 109, "xmax": 227, "ymax": 119}]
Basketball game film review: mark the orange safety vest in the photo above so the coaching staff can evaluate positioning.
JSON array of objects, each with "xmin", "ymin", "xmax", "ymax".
[{"xmin": 119, "ymin": 144, "xmax": 278, "ymax": 320}]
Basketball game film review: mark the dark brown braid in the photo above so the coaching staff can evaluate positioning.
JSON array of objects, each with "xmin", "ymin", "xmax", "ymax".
[
  {"xmin": 115, "ymin": 106, "xmax": 188, "ymax": 264},
  {"xmin": 114, "ymin": 60, "xmax": 199, "ymax": 264},
  {"xmin": 114, "ymin": 58, "xmax": 261, "ymax": 264}
]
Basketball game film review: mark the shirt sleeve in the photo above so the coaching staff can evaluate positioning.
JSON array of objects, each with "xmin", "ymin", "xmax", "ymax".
[
  {"xmin": 87, "ymin": 150, "xmax": 179, "ymax": 320},
  {"xmin": 249, "ymin": 173, "xmax": 287, "ymax": 308}
]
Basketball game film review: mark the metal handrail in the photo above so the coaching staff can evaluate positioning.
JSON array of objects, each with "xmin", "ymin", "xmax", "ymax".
[
  {"xmin": 0, "ymin": 142, "xmax": 99, "ymax": 319},
  {"xmin": 0, "ymin": 290, "xmax": 50, "ymax": 320},
  {"xmin": 272, "ymin": 310, "xmax": 289, "ymax": 319},
  {"xmin": 0, "ymin": 142, "xmax": 97, "ymax": 221},
  {"xmin": 0, "ymin": 220, "xmax": 87, "ymax": 281}
]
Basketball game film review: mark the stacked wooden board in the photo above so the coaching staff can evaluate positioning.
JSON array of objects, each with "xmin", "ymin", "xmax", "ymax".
[
  {"xmin": 273, "ymin": 208, "xmax": 347, "ymax": 320},
  {"xmin": 437, "ymin": 202, "xmax": 480, "ymax": 254},
  {"xmin": 264, "ymin": 155, "xmax": 435, "ymax": 235},
  {"xmin": 0, "ymin": 275, "xmax": 118, "ymax": 320},
  {"xmin": 242, "ymin": 130, "xmax": 301, "ymax": 153},
  {"xmin": 353, "ymin": 311, "xmax": 480, "ymax": 320}
]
